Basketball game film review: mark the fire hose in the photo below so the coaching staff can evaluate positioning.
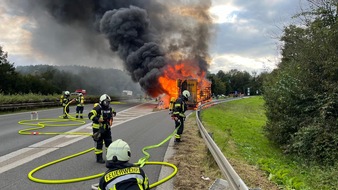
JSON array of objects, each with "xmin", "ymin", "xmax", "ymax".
[{"xmin": 17, "ymin": 101, "xmax": 179, "ymax": 189}]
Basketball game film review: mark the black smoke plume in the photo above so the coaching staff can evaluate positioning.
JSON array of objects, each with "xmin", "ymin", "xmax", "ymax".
[{"xmin": 4, "ymin": 0, "xmax": 212, "ymax": 97}]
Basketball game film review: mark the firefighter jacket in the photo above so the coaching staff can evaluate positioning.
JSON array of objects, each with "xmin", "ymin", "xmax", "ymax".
[
  {"xmin": 76, "ymin": 96, "xmax": 84, "ymax": 107},
  {"xmin": 60, "ymin": 95, "xmax": 64, "ymax": 104},
  {"xmin": 61, "ymin": 96, "xmax": 70, "ymax": 107},
  {"xmin": 88, "ymin": 105, "xmax": 116, "ymax": 129},
  {"xmin": 172, "ymin": 95, "xmax": 187, "ymax": 118},
  {"xmin": 98, "ymin": 162, "xmax": 149, "ymax": 190}
]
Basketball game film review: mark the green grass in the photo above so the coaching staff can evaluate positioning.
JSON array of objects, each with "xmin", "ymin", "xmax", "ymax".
[{"xmin": 201, "ymin": 96, "xmax": 338, "ymax": 190}]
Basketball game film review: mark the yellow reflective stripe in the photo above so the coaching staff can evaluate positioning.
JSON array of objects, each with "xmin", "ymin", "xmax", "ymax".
[
  {"xmin": 174, "ymin": 103, "xmax": 181, "ymax": 107},
  {"xmin": 89, "ymin": 110, "xmax": 97, "ymax": 120},
  {"xmin": 77, "ymin": 97, "xmax": 84, "ymax": 106},
  {"xmin": 92, "ymin": 123, "xmax": 100, "ymax": 129},
  {"xmin": 137, "ymin": 178, "xmax": 144, "ymax": 190},
  {"xmin": 106, "ymin": 174, "xmax": 144, "ymax": 190}
]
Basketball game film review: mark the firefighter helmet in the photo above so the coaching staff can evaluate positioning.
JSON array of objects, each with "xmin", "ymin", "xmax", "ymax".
[
  {"xmin": 78, "ymin": 93, "xmax": 83, "ymax": 96},
  {"xmin": 64, "ymin": 91, "xmax": 70, "ymax": 96},
  {"xmin": 99, "ymin": 94, "xmax": 111, "ymax": 108},
  {"xmin": 182, "ymin": 90, "xmax": 190, "ymax": 101},
  {"xmin": 106, "ymin": 139, "xmax": 131, "ymax": 162}
]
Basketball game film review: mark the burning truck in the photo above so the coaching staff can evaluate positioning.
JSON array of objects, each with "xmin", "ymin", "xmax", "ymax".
[
  {"xmin": 157, "ymin": 60, "xmax": 212, "ymax": 109},
  {"xmin": 175, "ymin": 79, "xmax": 211, "ymax": 108}
]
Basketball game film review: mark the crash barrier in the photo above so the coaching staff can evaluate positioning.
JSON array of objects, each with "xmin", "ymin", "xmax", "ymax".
[
  {"xmin": 197, "ymin": 99, "xmax": 250, "ymax": 190},
  {"xmin": 0, "ymin": 102, "xmax": 60, "ymax": 112},
  {"xmin": 18, "ymin": 101, "xmax": 179, "ymax": 189}
]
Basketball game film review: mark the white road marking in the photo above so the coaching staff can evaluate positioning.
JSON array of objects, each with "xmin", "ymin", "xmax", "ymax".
[{"xmin": 0, "ymin": 103, "xmax": 158, "ymax": 174}]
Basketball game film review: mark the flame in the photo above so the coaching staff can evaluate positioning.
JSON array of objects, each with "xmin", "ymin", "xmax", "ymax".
[{"xmin": 157, "ymin": 60, "xmax": 211, "ymax": 108}]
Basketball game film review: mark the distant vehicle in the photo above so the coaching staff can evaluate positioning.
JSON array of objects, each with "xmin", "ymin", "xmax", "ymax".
[
  {"xmin": 73, "ymin": 89, "xmax": 87, "ymax": 96},
  {"xmin": 122, "ymin": 90, "xmax": 133, "ymax": 96}
]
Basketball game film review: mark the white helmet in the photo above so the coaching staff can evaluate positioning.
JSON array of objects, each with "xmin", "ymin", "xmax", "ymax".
[
  {"xmin": 99, "ymin": 94, "xmax": 111, "ymax": 108},
  {"xmin": 78, "ymin": 93, "xmax": 83, "ymax": 96},
  {"xmin": 106, "ymin": 139, "xmax": 131, "ymax": 162},
  {"xmin": 182, "ymin": 90, "xmax": 190, "ymax": 100},
  {"xmin": 64, "ymin": 91, "xmax": 70, "ymax": 96}
]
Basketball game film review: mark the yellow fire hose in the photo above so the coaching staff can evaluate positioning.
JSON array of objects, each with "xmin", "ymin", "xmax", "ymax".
[{"xmin": 17, "ymin": 101, "xmax": 179, "ymax": 189}]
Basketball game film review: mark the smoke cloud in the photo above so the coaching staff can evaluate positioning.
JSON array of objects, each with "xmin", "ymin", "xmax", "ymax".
[{"xmin": 4, "ymin": 0, "xmax": 212, "ymax": 97}]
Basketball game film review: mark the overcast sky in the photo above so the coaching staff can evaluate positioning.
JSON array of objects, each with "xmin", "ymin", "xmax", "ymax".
[{"xmin": 0, "ymin": 0, "xmax": 309, "ymax": 74}]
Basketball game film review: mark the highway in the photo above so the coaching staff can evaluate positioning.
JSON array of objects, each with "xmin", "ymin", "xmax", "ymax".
[{"xmin": 0, "ymin": 101, "xmax": 180, "ymax": 190}]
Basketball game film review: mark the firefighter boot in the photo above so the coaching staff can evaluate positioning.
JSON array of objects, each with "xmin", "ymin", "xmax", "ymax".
[
  {"xmin": 175, "ymin": 134, "xmax": 181, "ymax": 143},
  {"xmin": 96, "ymin": 153, "xmax": 105, "ymax": 164}
]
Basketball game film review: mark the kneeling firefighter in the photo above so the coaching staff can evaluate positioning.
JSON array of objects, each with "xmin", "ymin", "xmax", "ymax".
[
  {"xmin": 88, "ymin": 94, "xmax": 116, "ymax": 163},
  {"xmin": 172, "ymin": 90, "xmax": 190, "ymax": 142},
  {"xmin": 98, "ymin": 139, "xmax": 149, "ymax": 190}
]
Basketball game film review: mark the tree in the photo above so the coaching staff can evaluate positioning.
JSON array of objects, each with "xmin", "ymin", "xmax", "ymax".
[
  {"xmin": 0, "ymin": 46, "xmax": 18, "ymax": 94},
  {"xmin": 263, "ymin": 0, "xmax": 338, "ymax": 164}
]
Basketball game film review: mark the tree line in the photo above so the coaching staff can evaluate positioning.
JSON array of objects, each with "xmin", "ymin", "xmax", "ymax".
[
  {"xmin": 263, "ymin": 0, "xmax": 337, "ymax": 165},
  {"xmin": 207, "ymin": 69, "xmax": 269, "ymax": 97},
  {"xmin": 0, "ymin": 48, "xmax": 142, "ymax": 96}
]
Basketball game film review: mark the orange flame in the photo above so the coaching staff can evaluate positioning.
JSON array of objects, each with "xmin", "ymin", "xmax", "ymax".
[{"xmin": 158, "ymin": 60, "xmax": 211, "ymax": 108}]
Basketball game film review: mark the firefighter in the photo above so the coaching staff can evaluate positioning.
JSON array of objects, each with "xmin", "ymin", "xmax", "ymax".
[
  {"xmin": 75, "ymin": 93, "xmax": 85, "ymax": 119},
  {"xmin": 172, "ymin": 90, "xmax": 190, "ymax": 142},
  {"xmin": 98, "ymin": 139, "xmax": 149, "ymax": 190},
  {"xmin": 88, "ymin": 94, "xmax": 116, "ymax": 163},
  {"xmin": 61, "ymin": 91, "xmax": 73, "ymax": 119}
]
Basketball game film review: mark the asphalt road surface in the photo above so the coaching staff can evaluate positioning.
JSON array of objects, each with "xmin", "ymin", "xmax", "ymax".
[{"xmin": 0, "ymin": 100, "xmax": 179, "ymax": 190}]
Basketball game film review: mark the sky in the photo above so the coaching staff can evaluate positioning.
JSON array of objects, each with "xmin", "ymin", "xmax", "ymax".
[{"xmin": 0, "ymin": 0, "xmax": 310, "ymax": 75}]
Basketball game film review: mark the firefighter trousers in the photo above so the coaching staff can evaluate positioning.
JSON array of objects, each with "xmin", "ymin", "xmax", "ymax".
[
  {"xmin": 174, "ymin": 116, "xmax": 185, "ymax": 135},
  {"xmin": 92, "ymin": 128, "xmax": 112, "ymax": 155}
]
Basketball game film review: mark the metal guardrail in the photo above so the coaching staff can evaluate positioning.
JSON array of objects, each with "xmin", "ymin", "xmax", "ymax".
[
  {"xmin": 196, "ymin": 98, "xmax": 249, "ymax": 190},
  {"xmin": 0, "ymin": 102, "xmax": 60, "ymax": 111}
]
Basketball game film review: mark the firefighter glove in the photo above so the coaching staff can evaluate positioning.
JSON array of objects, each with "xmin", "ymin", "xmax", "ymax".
[{"xmin": 98, "ymin": 118, "xmax": 104, "ymax": 123}]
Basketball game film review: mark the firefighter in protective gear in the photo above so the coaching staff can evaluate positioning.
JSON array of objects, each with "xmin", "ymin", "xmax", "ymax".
[
  {"xmin": 88, "ymin": 94, "xmax": 116, "ymax": 163},
  {"xmin": 98, "ymin": 139, "xmax": 149, "ymax": 190},
  {"xmin": 61, "ymin": 91, "xmax": 72, "ymax": 119},
  {"xmin": 75, "ymin": 93, "xmax": 85, "ymax": 119},
  {"xmin": 172, "ymin": 90, "xmax": 190, "ymax": 142}
]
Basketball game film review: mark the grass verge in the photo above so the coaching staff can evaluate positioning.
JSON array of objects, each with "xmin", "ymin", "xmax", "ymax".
[{"xmin": 198, "ymin": 96, "xmax": 337, "ymax": 190}]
